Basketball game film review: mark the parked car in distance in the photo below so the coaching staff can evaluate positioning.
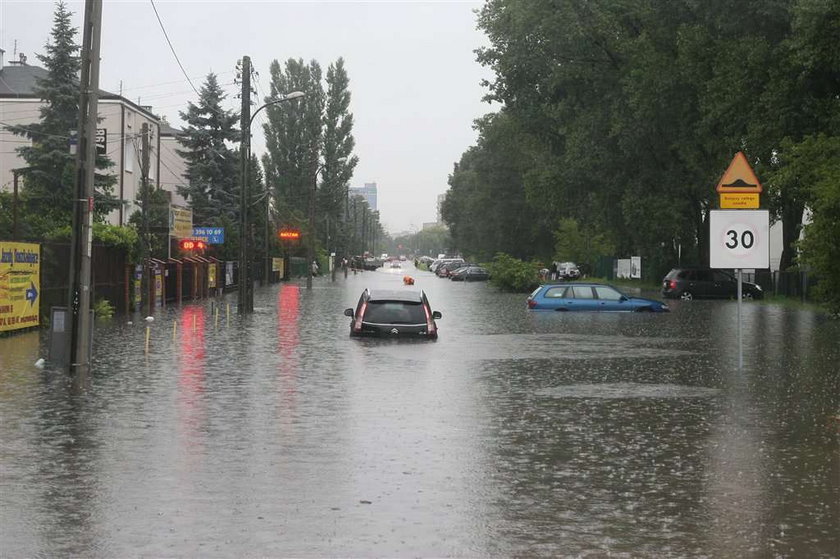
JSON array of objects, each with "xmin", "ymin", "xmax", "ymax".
[
  {"xmin": 436, "ymin": 260, "xmax": 466, "ymax": 278},
  {"xmin": 661, "ymin": 268, "xmax": 764, "ymax": 300},
  {"xmin": 450, "ymin": 266, "xmax": 490, "ymax": 282},
  {"xmin": 344, "ymin": 289, "xmax": 442, "ymax": 338},
  {"xmin": 557, "ymin": 262, "xmax": 582, "ymax": 280},
  {"xmin": 390, "ymin": 261, "xmax": 402, "ymax": 269},
  {"xmin": 429, "ymin": 258, "xmax": 462, "ymax": 274},
  {"xmin": 527, "ymin": 283, "xmax": 670, "ymax": 312}
]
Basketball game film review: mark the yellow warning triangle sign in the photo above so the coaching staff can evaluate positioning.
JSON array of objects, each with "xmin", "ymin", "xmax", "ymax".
[{"xmin": 716, "ymin": 151, "xmax": 762, "ymax": 193}]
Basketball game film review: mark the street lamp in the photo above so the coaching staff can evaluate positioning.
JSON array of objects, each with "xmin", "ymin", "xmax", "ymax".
[{"xmin": 239, "ymin": 87, "xmax": 305, "ymax": 313}]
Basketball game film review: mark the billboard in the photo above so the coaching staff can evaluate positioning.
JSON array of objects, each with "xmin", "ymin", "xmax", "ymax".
[
  {"xmin": 169, "ymin": 206, "xmax": 193, "ymax": 239},
  {"xmin": 0, "ymin": 242, "xmax": 40, "ymax": 332}
]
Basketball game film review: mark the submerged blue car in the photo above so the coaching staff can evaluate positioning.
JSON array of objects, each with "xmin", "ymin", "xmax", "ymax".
[{"xmin": 527, "ymin": 283, "xmax": 670, "ymax": 312}]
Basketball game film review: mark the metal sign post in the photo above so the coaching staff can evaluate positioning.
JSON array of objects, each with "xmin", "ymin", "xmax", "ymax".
[{"xmin": 710, "ymin": 152, "xmax": 768, "ymax": 370}]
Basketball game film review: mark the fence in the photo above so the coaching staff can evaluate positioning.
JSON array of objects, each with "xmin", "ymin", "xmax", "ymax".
[{"xmin": 41, "ymin": 242, "xmax": 129, "ymax": 317}]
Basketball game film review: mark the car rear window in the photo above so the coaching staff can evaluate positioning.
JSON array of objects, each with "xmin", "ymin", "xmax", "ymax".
[{"xmin": 364, "ymin": 301, "xmax": 426, "ymax": 324}]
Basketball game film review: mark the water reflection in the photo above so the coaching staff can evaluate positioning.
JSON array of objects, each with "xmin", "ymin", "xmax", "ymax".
[
  {"xmin": 276, "ymin": 284, "xmax": 300, "ymax": 430},
  {"xmin": 177, "ymin": 305, "xmax": 206, "ymax": 459},
  {"xmin": 0, "ymin": 278, "xmax": 837, "ymax": 555}
]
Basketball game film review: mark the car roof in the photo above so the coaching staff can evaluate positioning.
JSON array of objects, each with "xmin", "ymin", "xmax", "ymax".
[
  {"xmin": 541, "ymin": 282, "xmax": 615, "ymax": 288},
  {"xmin": 367, "ymin": 289, "xmax": 424, "ymax": 302}
]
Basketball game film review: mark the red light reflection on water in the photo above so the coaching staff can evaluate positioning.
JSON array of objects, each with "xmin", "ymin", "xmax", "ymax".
[
  {"xmin": 277, "ymin": 285, "xmax": 300, "ymax": 421},
  {"xmin": 178, "ymin": 306, "xmax": 206, "ymax": 457}
]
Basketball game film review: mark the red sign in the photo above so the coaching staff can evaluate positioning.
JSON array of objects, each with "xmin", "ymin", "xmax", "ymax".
[
  {"xmin": 179, "ymin": 239, "xmax": 207, "ymax": 251},
  {"xmin": 278, "ymin": 229, "xmax": 301, "ymax": 241}
]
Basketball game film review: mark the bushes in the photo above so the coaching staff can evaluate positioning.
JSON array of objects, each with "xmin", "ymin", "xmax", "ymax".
[{"xmin": 485, "ymin": 252, "xmax": 540, "ymax": 292}]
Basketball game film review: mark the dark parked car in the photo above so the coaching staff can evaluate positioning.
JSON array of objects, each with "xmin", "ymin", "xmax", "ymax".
[
  {"xmin": 344, "ymin": 289, "xmax": 442, "ymax": 338},
  {"xmin": 450, "ymin": 266, "xmax": 490, "ymax": 282},
  {"xmin": 527, "ymin": 283, "xmax": 670, "ymax": 312},
  {"xmin": 661, "ymin": 268, "xmax": 763, "ymax": 300}
]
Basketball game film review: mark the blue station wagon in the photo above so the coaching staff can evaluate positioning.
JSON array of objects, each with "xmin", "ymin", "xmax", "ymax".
[{"xmin": 527, "ymin": 283, "xmax": 670, "ymax": 312}]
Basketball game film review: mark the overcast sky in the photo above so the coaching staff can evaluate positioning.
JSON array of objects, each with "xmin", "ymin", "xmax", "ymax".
[{"xmin": 0, "ymin": 0, "xmax": 495, "ymax": 234}]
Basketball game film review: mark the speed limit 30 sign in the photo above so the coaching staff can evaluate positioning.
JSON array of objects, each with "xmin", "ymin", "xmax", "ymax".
[{"xmin": 709, "ymin": 210, "xmax": 769, "ymax": 269}]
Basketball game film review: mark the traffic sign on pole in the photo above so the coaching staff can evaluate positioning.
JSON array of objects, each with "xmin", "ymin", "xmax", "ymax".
[{"xmin": 709, "ymin": 209, "xmax": 770, "ymax": 269}]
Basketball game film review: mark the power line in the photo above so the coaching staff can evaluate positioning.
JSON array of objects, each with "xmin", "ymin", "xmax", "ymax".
[{"xmin": 149, "ymin": 0, "xmax": 202, "ymax": 100}]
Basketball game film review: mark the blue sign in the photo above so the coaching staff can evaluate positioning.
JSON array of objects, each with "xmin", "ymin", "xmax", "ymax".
[{"xmin": 192, "ymin": 227, "xmax": 225, "ymax": 244}]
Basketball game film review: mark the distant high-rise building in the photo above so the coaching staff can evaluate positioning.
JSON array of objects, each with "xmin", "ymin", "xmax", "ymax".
[
  {"xmin": 349, "ymin": 182, "xmax": 377, "ymax": 210},
  {"xmin": 436, "ymin": 193, "xmax": 446, "ymax": 222}
]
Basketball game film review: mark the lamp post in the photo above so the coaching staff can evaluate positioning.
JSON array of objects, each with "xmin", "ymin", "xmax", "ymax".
[{"xmin": 238, "ymin": 73, "xmax": 304, "ymax": 313}]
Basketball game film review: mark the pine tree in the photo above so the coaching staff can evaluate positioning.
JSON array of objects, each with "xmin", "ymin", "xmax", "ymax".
[
  {"xmin": 175, "ymin": 73, "xmax": 239, "ymax": 226},
  {"xmin": 6, "ymin": 1, "xmax": 117, "ymax": 235}
]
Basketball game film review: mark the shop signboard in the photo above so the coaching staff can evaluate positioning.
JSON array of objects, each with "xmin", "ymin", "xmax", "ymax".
[{"xmin": 0, "ymin": 241, "xmax": 40, "ymax": 332}]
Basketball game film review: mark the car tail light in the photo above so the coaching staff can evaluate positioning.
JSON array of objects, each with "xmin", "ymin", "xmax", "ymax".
[
  {"xmin": 527, "ymin": 299, "xmax": 537, "ymax": 309},
  {"xmin": 423, "ymin": 304, "xmax": 436, "ymax": 335},
  {"xmin": 354, "ymin": 301, "xmax": 367, "ymax": 332},
  {"xmin": 668, "ymin": 280, "xmax": 677, "ymax": 290}
]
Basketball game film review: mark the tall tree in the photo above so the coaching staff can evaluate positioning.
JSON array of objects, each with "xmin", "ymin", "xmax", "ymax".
[
  {"xmin": 175, "ymin": 73, "xmax": 240, "ymax": 226},
  {"xmin": 6, "ymin": 0, "xmax": 116, "ymax": 235},
  {"xmin": 321, "ymin": 58, "xmax": 359, "ymax": 254},
  {"xmin": 262, "ymin": 58, "xmax": 324, "ymax": 228}
]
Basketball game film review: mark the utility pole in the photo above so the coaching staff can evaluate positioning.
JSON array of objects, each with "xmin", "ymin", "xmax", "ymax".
[
  {"xmin": 66, "ymin": 0, "xmax": 102, "ymax": 377},
  {"xmin": 238, "ymin": 55, "xmax": 253, "ymax": 313},
  {"xmin": 11, "ymin": 170, "xmax": 20, "ymax": 240},
  {"xmin": 140, "ymin": 122, "xmax": 151, "ymax": 316},
  {"xmin": 262, "ymin": 192, "xmax": 270, "ymax": 286},
  {"xmin": 306, "ymin": 168, "xmax": 316, "ymax": 289}
]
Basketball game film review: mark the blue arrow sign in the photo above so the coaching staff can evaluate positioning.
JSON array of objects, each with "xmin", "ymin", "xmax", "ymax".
[{"xmin": 25, "ymin": 282, "xmax": 38, "ymax": 305}]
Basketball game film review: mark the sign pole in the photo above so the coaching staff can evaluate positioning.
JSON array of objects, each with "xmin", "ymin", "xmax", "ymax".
[{"xmin": 737, "ymin": 269, "xmax": 743, "ymax": 370}]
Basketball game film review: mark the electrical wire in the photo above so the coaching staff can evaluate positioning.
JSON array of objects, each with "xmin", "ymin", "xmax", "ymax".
[{"xmin": 149, "ymin": 0, "xmax": 202, "ymax": 100}]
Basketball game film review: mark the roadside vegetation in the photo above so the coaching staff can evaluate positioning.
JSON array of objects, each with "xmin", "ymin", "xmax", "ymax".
[{"xmin": 440, "ymin": 0, "xmax": 840, "ymax": 314}]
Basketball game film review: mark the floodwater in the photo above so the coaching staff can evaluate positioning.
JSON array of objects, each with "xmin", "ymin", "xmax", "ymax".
[{"xmin": 1, "ymin": 264, "xmax": 838, "ymax": 557}]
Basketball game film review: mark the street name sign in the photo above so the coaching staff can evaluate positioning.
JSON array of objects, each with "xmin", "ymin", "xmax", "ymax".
[{"xmin": 709, "ymin": 209, "xmax": 770, "ymax": 269}]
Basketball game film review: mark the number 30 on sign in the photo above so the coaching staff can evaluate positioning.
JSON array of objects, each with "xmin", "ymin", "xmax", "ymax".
[{"xmin": 709, "ymin": 210, "xmax": 770, "ymax": 269}]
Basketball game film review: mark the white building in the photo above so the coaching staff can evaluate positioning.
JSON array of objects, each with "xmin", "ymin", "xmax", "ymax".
[{"xmin": 0, "ymin": 52, "xmax": 186, "ymax": 226}]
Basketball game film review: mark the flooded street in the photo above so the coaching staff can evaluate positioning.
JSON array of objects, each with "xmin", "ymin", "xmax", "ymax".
[{"xmin": 2, "ymin": 264, "xmax": 839, "ymax": 557}]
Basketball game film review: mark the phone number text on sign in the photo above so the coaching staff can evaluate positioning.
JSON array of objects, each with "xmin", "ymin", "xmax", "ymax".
[{"xmin": 709, "ymin": 210, "xmax": 770, "ymax": 269}]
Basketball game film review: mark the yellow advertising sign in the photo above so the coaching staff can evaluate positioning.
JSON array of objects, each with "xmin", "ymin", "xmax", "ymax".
[
  {"xmin": 0, "ymin": 241, "xmax": 40, "ymax": 332},
  {"xmin": 169, "ymin": 206, "xmax": 193, "ymax": 239},
  {"xmin": 272, "ymin": 257, "xmax": 285, "ymax": 278},
  {"xmin": 208, "ymin": 263, "xmax": 217, "ymax": 289},
  {"xmin": 720, "ymin": 193, "xmax": 760, "ymax": 209},
  {"xmin": 154, "ymin": 271, "xmax": 163, "ymax": 306}
]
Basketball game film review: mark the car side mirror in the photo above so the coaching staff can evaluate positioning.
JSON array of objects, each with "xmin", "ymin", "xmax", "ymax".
[
  {"xmin": 344, "ymin": 308, "xmax": 354, "ymax": 317},
  {"xmin": 432, "ymin": 311, "xmax": 442, "ymax": 319},
  {"xmin": 620, "ymin": 295, "xmax": 628, "ymax": 302}
]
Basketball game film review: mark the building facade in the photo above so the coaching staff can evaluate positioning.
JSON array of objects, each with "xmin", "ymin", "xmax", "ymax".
[
  {"xmin": 349, "ymin": 182, "xmax": 377, "ymax": 211},
  {"xmin": 0, "ymin": 53, "xmax": 186, "ymax": 227}
]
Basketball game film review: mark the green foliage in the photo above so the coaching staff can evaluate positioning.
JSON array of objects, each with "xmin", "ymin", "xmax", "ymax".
[
  {"xmin": 263, "ymin": 58, "xmax": 325, "ymax": 221},
  {"xmin": 176, "ymin": 73, "xmax": 240, "ymax": 226},
  {"xmin": 442, "ymin": 112, "xmax": 547, "ymax": 261},
  {"xmin": 794, "ymin": 135, "xmax": 840, "ymax": 314},
  {"xmin": 553, "ymin": 218, "xmax": 615, "ymax": 275},
  {"xmin": 4, "ymin": 1, "xmax": 116, "ymax": 235},
  {"xmin": 485, "ymin": 252, "xmax": 540, "ymax": 293},
  {"xmin": 439, "ymin": 0, "xmax": 840, "ymax": 275},
  {"xmin": 93, "ymin": 298, "xmax": 115, "ymax": 320},
  {"xmin": 321, "ymin": 58, "xmax": 359, "ymax": 255},
  {"xmin": 128, "ymin": 185, "xmax": 170, "ymax": 260},
  {"xmin": 46, "ymin": 223, "xmax": 139, "ymax": 262}
]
